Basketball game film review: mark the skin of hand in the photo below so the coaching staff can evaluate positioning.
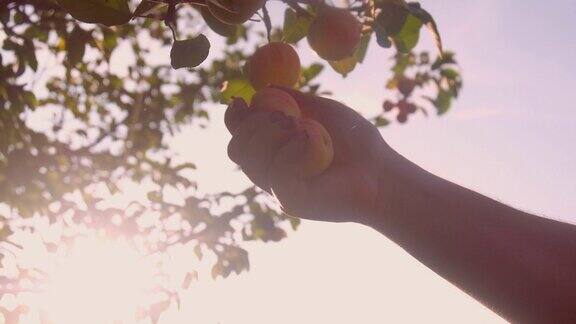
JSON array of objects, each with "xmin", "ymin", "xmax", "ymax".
[{"xmin": 225, "ymin": 86, "xmax": 397, "ymax": 224}]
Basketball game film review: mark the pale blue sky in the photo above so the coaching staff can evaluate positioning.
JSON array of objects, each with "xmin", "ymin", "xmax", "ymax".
[{"xmin": 167, "ymin": 1, "xmax": 576, "ymax": 323}]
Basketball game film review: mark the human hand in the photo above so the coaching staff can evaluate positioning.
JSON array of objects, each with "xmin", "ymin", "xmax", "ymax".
[{"xmin": 226, "ymin": 87, "xmax": 396, "ymax": 224}]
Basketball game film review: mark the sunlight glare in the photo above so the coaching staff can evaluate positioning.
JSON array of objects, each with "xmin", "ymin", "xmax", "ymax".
[{"xmin": 40, "ymin": 236, "xmax": 157, "ymax": 324}]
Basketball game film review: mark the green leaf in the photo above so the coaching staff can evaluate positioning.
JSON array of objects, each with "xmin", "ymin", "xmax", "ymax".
[
  {"xmin": 431, "ymin": 51, "xmax": 456, "ymax": 69},
  {"xmin": 170, "ymin": 35, "xmax": 211, "ymax": 69},
  {"xmin": 329, "ymin": 56, "xmax": 357, "ymax": 77},
  {"xmin": 282, "ymin": 8, "xmax": 313, "ymax": 44},
  {"xmin": 354, "ymin": 34, "xmax": 371, "ymax": 63},
  {"xmin": 67, "ymin": 27, "xmax": 88, "ymax": 66},
  {"xmin": 288, "ymin": 217, "xmax": 300, "ymax": 231},
  {"xmin": 441, "ymin": 68, "xmax": 459, "ymax": 80},
  {"xmin": 374, "ymin": 116, "xmax": 390, "ymax": 127},
  {"xmin": 23, "ymin": 39, "xmax": 38, "ymax": 71},
  {"xmin": 134, "ymin": 0, "xmax": 168, "ymax": 17},
  {"xmin": 433, "ymin": 90, "xmax": 452, "ymax": 115},
  {"xmin": 407, "ymin": 2, "xmax": 443, "ymax": 54},
  {"xmin": 102, "ymin": 28, "xmax": 118, "ymax": 58},
  {"xmin": 301, "ymin": 63, "xmax": 324, "ymax": 82},
  {"xmin": 392, "ymin": 14, "xmax": 423, "ymax": 53},
  {"xmin": 200, "ymin": 7, "xmax": 238, "ymax": 37},
  {"xmin": 56, "ymin": 0, "xmax": 132, "ymax": 26},
  {"xmin": 23, "ymin": 91, "xmax": 38, "ymax": 108},
  {"xmin": 220, "ymin": 78, "xmax": 256, "ymax": 104}
]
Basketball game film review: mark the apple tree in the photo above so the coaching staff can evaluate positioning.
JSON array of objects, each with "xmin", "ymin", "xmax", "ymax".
[{"xmin": 0, "ymin": 0, "xmax": 461, "ymax": 322}]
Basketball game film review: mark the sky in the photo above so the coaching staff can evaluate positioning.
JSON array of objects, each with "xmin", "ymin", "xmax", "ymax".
[
  {"xmin": 6, "ymin": 0, "xmax": 576, "ymax": 323},
  {"xmin": 167, "ymin": 1, "xmax": 576, "ymax": 323}
]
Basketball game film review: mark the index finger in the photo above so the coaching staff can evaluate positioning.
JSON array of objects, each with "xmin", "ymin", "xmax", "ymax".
[
  {"xmin": 268, "ymin": 86, "xmax": 369, "ymax": 130},
  {"xmin": 269, "ymin": 86, "xmax": 384, "ymax": 162}
]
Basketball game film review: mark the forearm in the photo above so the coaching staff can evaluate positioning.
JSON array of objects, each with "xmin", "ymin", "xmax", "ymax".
[{"xmin": 369, "ymin": 155, "xmax": 576, "ymax": 323}]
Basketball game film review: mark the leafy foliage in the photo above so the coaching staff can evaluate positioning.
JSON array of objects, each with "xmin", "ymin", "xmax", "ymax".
[{"xmin": 0, "ymin": 0, "xmax": 461, "ymax": 322}]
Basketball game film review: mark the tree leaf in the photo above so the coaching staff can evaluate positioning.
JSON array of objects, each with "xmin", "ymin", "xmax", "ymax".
[
  {"xmin": 170, "ymin": 35, "xmax": 211, "ymax": 69},
  {"xmin": 329, "ymin": 56, "xmax": 357, "ymax": 77},
  {"xmin": 374, "ymin": 116, "xmax": 390, "ymax": 127},
  {"xmin": 220, "ymin": 78, "xmax": 256, "ymax": 104},
  {"xmin": 134, "ymin": 0, "xmax": 168, "ymax": 17},
  {"xmin": 407, "ymin": 2, "xmax": 443, "ymax": 54},
  {"xmin": 22, "ymin": 39, "xmax": 38, "ymax": 71},
  {"xmin": 301, "ymin": 63, "xmax": 324, "ymax": 82},
  {"xmin": 392, "ymin": 14, "xmax": 423, "ymax": 53},
  {"xmin": 432, "ymin": 90, "xmax": 452, "ymax": 115},
  {"xmin": 56, "ymin": 0, "xmax": 131, "ymax": 26},
  {"xmin": 431, "ymin": 51, "xmax": 456, "ymax": 70},
  {"xmin": 282, "ymin": 8, "xmax": 313, "ymax": 44},
  {"xmin": 66, "ymin": 27, "xmax": 88, "ymax": 66},
  {"xmin": 354, "ymin": 34, "xmax": 371, "ymax": 63},
  {"xmin": 373, "ymin": 2, "xmax": 408, "ymax": 50},
  {"xmin": 200, "ymin": 7, "xmax": 238, "ymax": 37},
  {"xmin": 374, "ymin": 26, "xmax": 392, "ymax": 48},
  {"xmin": 375, "ymin": 2, "xmax": 408, "ymax": 36}
]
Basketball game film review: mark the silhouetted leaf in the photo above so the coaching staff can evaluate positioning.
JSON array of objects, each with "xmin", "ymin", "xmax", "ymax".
[
  {"xmin": 56, "ymin": 0, "xmax": 131, "ymax": 26},
  {"xmin": 134, "ymin": 0, "xmax": 168, "ymax": 17},
  {"xmin": 66, "ymin": 27, "xmax": 88, "ymax": 66},
  {"xmin": 375, "ymin": 2, "xmax": 408, "ymax": 36},
  {"xmin": 374, "ymin": 26, "xmax": 392, "ymax": 48},
  {"xmin": 170, "ymin": 35, "xmax": 210, "ymax": 69},
  {"xmin": 407, "ymin": 2, "xmax": 443, "ymax": 54},
  {"xmin": 200, "ymin": 7, "xmax": 238, "ymax": 37}
]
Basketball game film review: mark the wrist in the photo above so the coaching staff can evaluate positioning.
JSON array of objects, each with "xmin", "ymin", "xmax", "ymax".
[{"xmin": 364, "ymin": 149, "xmax": 446, "ymax": 234}]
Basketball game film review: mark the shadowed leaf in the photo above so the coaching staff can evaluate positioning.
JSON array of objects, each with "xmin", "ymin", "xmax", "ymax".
[
  {"xmin": 170, "ymin": 35, "xmax": 211, "ymax": 69},
  {"xmin": 134, "ymin": 0, "xmax": 168, "ymax": 17},
  {"xmin": 329, "ymin": 56, "xmax": 357, "ymax": 77},
  {"xmin": 407, "ymin": 2, "xmax": 443, "ymax": 54},
  {"xmin": 283, "ymin": 8, "xmax": 313, "ymax": 43},
  {"xmin": 200, "ymin": 7, "xmax": 238, "ymax": 37},
  {"xmin": 56, "ymin": 0, "xmax": 131, "ymax": 26}
]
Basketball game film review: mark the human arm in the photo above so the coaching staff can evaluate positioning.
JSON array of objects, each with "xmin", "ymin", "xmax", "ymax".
[
  {"xmin": 373, "ymin": 150, "xmax": 576, "ymax": 324},
  {"xmin": 225, "ymin": 87, "xmax": 576, "ymax": 323}
]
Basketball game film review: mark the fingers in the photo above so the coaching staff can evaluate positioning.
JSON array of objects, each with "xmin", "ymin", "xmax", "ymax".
[
  {"xmin": 225, "ymin": 88, "xmax": 382, "ymax": 206},
  {"xmin": 227, "ymin": 112, "xmax": 270, "ymax": 164},
  {"xmin": 238, "ymin": 113, "xmax": 298, "ymax": 190},
  {"xmin": 224, "ymin": 97, "xmax": 250, "ymax": 134},
  {"xmin": 227, "ymin": 106, "xmax": 300, "ymax": 191},
  {"xmin": 268, "ymin": 87, "xmax": 383, "ymax": 159}
]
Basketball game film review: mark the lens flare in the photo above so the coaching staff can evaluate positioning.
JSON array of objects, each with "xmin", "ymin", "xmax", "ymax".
[{"xmin": 39, "ymin": 236, "xmax": 157, "ymax": 324}]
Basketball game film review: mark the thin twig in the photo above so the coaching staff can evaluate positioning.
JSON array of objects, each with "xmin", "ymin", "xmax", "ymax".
[{"xmin": 261, "ymin": 4, "xmax": 272, "ymax": 43}]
